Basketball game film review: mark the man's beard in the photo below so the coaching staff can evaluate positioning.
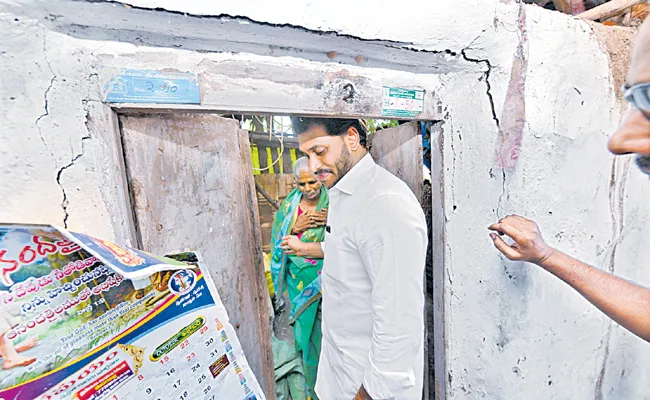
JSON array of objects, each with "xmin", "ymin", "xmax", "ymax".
[
  {"xmin": 332, "ymin": 146, "xmax": 355, "ymax": 186},
  {"xmin": 635, "ymin": 155, "xmax": 650, "ymax": 177},
  {"xmin": 315, "ymin": 146, "xmax": 355, "ymax": 188}
]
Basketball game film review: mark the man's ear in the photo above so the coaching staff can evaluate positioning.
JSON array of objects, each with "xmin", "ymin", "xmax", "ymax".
[{"xmin": 345, "ymin": 127, "xmax": 361, "ymax": 151}]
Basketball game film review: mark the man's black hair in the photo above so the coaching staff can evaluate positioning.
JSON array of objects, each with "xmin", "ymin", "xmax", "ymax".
[{"xmin": 290, "ymin": 117, "xmax": 367, "ymax": 147}]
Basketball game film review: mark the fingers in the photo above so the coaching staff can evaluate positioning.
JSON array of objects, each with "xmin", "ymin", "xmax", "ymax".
[
  {"xmin": 510, "ymin": 214, "xmax": 529, "ymax": 222},
  {"xmin": 487, "ymin": 221, "xmax": 520, "ymax": 240},
  {"xmin": 303, "ymin": 210, "xmax": 327, "ymax": 224},
  {"xmin": 488, "ymin": 215, "xmax": 530, "ymax": 238},
  {"xmin": 489, "ymin": 233, "xmax": 521, "ymax": 260},
  {"xmin": 280, "ymin": 236, "xmax": 296, "ymax": 253}
]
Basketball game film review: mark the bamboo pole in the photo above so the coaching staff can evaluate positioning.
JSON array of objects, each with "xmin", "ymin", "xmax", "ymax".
[{"xmin": 255, "ymin": 181, "xmax": 280, "ymax": 210}]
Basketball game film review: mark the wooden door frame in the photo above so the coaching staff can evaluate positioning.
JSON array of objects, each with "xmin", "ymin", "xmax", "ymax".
[{"xmin": 100, "ymin": 81, "xmax": 445, "ymax": 399}]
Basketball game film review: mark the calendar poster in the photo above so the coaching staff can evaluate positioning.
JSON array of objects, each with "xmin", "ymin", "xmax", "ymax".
[{"xmin": 0, "ymin": 224, "xmax": 265, "ymax": 400}]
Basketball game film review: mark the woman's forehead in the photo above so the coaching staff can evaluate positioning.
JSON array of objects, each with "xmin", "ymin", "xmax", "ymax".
[{"xmin": 297, "ymin": 170, "xmax": 317, "ymax": 180}]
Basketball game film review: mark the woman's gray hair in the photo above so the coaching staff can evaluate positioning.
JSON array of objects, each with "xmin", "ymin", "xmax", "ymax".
[{"xmin": 293, "ymin": 157, "xmax": 312, "ymax": 179}]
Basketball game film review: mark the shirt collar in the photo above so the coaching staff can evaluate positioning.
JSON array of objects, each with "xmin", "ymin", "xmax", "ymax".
[{"xmin": 332, "ymin": 153, "xmax": 375, "ymax": 195}]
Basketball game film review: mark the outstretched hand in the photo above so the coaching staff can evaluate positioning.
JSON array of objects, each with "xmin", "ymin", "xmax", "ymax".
[{"xmin": 488, "ymin": 215, "xmax": 555, "ymax": 265}]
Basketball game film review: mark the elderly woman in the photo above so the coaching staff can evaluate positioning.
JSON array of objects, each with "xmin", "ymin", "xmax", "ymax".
[{"xmin": 271, "ymin": 157, "xmax": 327, "ymax": 400}]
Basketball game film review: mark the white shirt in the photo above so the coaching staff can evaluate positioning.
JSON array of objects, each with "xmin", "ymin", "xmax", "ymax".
[{"xmin": 316, "ymin": 154, "xmax": 427, "ymax": 400}]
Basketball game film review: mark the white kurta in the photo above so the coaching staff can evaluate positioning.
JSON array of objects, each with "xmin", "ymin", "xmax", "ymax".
[{"xmin": 316, "ymin": 154, "xmax": 427, "ymax": 400}]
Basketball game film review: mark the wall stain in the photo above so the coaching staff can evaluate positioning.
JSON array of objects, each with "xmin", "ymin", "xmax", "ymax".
[{"xmin": 494, "ymin": 3, "xmax": 528, "ymax": 171}]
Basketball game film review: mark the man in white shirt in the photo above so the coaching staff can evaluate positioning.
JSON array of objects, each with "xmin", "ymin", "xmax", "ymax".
[{"xmin": 281, "ymin": 118, "xmax": 427, "ymax": 400}]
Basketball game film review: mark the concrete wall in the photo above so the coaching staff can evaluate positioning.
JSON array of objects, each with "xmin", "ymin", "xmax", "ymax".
[{"xmin": 2, "ymin": 0, "xmax": 649, "ymax": 399}]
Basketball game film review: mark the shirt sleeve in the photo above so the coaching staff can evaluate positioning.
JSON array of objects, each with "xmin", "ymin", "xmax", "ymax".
[{"xmin": 357, "ymin": 193, "xmax": 427, "ymax": 399}]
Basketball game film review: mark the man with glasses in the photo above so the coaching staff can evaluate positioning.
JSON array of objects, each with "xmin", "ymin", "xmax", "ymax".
[{"xmin": 488, "ymin": 18, "xmax": 650, "ymax": 342}]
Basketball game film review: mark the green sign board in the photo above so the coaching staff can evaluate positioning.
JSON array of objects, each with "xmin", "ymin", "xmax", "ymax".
[{"xmin": 381, "ymin": 87, "xmax": 425, "ymax": 118}]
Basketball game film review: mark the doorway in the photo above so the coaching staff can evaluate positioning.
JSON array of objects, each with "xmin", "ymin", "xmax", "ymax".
[
  {"xmin": 115, "ymin": 111, "xmax": 434, "ymax": 399},
  {"xmin": 239, "ymin": 114, "xmax": 433, "ymax": 400}
]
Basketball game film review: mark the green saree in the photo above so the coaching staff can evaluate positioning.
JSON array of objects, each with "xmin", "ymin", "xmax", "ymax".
[{"xmin": 271, "ymin": 187, "xmax": 327, "ymax": 400}]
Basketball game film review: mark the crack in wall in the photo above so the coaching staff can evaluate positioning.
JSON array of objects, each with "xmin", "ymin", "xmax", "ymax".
[
  {"xmin": 460, "ymin": 47, "xmax": 510, "ymax": 219},
  {"xmin": 35, "ymin": 31, "xmax": 56, "ymax": 158},
  {"xmin": 460, "ymin": 49, "xmax": 500, "ymax": 129},
  {"xmin": 56, "ymin": 102, "xmax": 94, "ymax": 229},
  {"xmin": 86, "ymin": 0, "xmax": 418, "ymax": 47},
  {"xmin": 83, "ymin": 0, "xmax": 505, "ymax": 75},
  {"xmin": 56, "ymin": 134, "xmax": 90, "ymax": 228},
  {"xmin": 384, "ymin": 43, "xmax": 458, "ymax": 56},
  {"xmin": 606, "ymin": 158, "xmax": 629, "ymax": 275},
  {"xmin": 594, "ymin": 157, "xmax": 630, "ymax": 400},
  {"xmin": 594, "ymin": 324, "xmax": 612, "ymax": 400},
  {"xmin": 496, "ymin": 169, "xmax": 507, "ymax": 218},
  {"xmin": 72, "ymin": 0, "xmax": 497, "ymax": 76}
]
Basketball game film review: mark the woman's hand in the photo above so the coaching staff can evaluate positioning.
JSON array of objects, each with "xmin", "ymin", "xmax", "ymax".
[
  {"xmin": 281, "ymin": 235, "xmax": 304, "ymax": 256},
  {"xmin": 292, "ymin": 212, "xmax": 317, "ymax": 234},
  {"xmin": 281, "ymin": 236, "xmax": 324, "ymax": 259},
  {"xmin": 309, "ymin": 209, "xmax": 328, "ymax": 227}
]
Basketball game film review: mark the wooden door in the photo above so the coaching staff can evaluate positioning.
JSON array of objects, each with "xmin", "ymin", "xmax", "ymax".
[
  {"xmin": 119, "ymin": 113, "xmax": 274, "ymax": 396},
  {"xmin": 369, "ymin": 121, "xmax": 423, "ymax": 201}
]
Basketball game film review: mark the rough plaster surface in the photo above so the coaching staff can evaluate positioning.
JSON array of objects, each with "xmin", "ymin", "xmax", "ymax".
[{"xmin": 1, "ymin": 0, "xmax": 650, "ymax": 399}]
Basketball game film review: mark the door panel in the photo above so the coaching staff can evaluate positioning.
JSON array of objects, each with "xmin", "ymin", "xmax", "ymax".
[
  {"xmin": 370, "ymin": 121, "xmax": 423, "ymax": 202},
  {"xmin": 119, "ymin": 113, "xmax": 273, "ymax": 396}
]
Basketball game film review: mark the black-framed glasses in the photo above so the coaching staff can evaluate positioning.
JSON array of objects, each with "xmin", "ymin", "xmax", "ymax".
[{"xmin": 622, "ymin": 83, "xmax": 650, "ymax": 117}]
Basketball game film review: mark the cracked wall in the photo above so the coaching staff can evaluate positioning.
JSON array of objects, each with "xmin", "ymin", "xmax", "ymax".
[
  {"xmin": 1, "ymin": 16, "xmax": 133, "ymax": 244},
  {"xmin": 2, "ymin": 0, "xmax": 650, "ymax": 399}
]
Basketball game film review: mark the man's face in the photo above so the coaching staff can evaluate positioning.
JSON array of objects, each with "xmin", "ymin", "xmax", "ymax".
[
  {"xmin": 296, "ymin": 169, "xmax": 321, "ymax": 201},
  {"xmin": 609, "ymin": 19, "xmax": 650, "ymax": 176},
  {"xmin": 298, "ymin": 124, "xmax": 354, "ymax": 189}
]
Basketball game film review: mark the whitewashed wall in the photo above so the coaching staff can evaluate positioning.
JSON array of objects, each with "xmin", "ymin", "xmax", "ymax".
[{"xmin": 1, "ymin": 0, "xmax": 649, "ymax": 398}]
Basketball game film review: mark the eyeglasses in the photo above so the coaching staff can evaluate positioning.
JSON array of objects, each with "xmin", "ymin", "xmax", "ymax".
[{"xmin": 622, "ymin": 83, "xmax": 650, "ymax": 117}]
